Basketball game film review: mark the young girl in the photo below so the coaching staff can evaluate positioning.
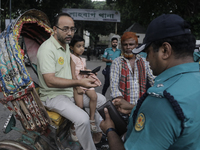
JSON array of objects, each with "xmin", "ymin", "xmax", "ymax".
[{"xmin": 70, "ymin": 35, "xmax": 101, "ymax": 133}]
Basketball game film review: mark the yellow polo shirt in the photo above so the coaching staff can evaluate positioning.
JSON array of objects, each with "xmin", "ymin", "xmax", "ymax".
[{"xmin": 37, "ymin": 35, "xmax": 73, "ymax": 101}]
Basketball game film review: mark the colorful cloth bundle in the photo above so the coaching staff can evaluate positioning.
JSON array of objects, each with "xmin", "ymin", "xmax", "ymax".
[
  {"xmin": 0, "ymin": 25, "xmax": 33, "ymax": 96},
  {"xmin": 0, "ymin": 10, "xmax": 53, "ymax": 97},
  {"xmin": 0, "ymin": 9, "xmax": 53, "ymax": 132}
]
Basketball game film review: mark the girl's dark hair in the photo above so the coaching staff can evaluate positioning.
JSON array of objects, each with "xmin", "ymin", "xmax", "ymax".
[
  {"xmin": 69, "ymin": 35, "xmax": 85, "ymax": 47},
  {"xmin": 151, "ymin": 34, "xmax": 196, "ymax": 58}
]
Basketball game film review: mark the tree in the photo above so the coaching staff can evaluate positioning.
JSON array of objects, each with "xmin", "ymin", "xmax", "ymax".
[
  {"xmin": 1, "ymin": 0, "xmax": 83, "ymax": 30},
  {"xmin": 112, "ymin": 0, "xmax": 200, "ymax": 38},
  {"xmin": 71, "ymin": 0, "xmax": 117, "ymax": 46},
  {"xmin": 1, "ymin": 0, "xmax": 117, "ymax": 38}
]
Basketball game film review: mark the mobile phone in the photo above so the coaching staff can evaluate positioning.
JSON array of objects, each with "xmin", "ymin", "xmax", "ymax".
[
  {"xmin": 79, "ymin": 66, "xmax": 101, "ymax": 75},
  {"xmin": 91, "ymin": 66, "xmax": 101, "ymax": 74},
  {"xmin": 79, "ymin": 70, "xmax": 91, "ymax": 75}
]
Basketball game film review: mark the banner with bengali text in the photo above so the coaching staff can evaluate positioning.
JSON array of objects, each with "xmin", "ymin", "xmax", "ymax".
[{"xmin": 62, "ymin": 8, "xmax": 120, "ymax": 22}]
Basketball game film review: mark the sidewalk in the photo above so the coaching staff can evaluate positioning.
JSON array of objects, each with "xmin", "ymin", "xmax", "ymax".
[{"xmin": 0, "ymin": 56, "xmax": 112, "ymax": 141}]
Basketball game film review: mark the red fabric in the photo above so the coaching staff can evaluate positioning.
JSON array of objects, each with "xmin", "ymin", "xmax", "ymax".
[
  {"xmin": 137, "ymin": 58, "xmax": 146, "ymax": 97},
  {"xmin": 24, "ymin": 37, "xmax": 40, "ymax": 65},
  {"xmin": 119, "ymin": 58, "xmax": 146, "ymax": 103},
  {"xmin": 119, "ymin": 60, "xmax": 131, "ymax": 102}
]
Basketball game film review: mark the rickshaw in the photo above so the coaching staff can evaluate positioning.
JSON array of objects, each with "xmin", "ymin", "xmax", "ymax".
[{"xmin": 0, "ymin": 9, "xmax": 108, "ymax": 150}]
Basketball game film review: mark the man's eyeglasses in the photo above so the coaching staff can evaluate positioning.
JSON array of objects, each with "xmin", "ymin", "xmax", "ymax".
[{"xmin": 56, "ymin": 26, "xmax": 77, "ymax": 33}]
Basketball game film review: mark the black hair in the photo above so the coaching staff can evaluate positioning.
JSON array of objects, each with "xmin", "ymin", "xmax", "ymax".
[
  {"xmin": 151, "ymin": 34, "xmax": 196, "ymax": 58},
  {"xmin": 111, "ymin": 37, "xmax": 118, "ymax": 42},
  {"xmin": 53, "ymin": 12, "xmax": 73, "ymax": 27},
  {"xmin": 69, "ymin": 35, "xmax": 85, "ymax": 47}
]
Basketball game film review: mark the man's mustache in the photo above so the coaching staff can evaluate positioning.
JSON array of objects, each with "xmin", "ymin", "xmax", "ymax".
[{"xmin": 65, "ymin": 36, "xmax": 72, "ymax": 39}]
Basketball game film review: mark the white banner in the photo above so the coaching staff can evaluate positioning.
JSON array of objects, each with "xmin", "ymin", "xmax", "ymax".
[{"xmin": 62, "ymin": 8, "xmax": 120, "ymax": 22}]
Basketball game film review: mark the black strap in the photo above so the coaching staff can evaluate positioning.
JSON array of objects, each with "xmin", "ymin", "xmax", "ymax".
[
  {"xmin": 133, "ymin": 90, "xmax": 185, "ymax": 136},
  {"xmin": 132, "ymin": 92, "xmax": 148, "ymax": 126},
  {"xmin": 163, "ymin": 90, "xmax": 185, "ymax": 136}
]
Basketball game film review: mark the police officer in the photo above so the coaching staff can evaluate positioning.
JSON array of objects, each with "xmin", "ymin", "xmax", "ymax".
[
  {"xmin": 102, "ymin": 37, "xmax": 121, "ymax": 96},
  {"xmin": 100, "ymin": 14, "xmax": 200, "ymax": 150}
]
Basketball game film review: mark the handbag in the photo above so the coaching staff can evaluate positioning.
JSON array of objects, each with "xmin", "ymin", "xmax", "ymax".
[{"xmin": 97, "ymin": 100, "xmax": 127, "ymax": 136}]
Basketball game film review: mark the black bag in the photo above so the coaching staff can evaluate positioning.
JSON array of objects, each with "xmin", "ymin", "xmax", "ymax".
[{"xmin": 97, "ymin": 100, "xmax": 127, "ymax": 136}]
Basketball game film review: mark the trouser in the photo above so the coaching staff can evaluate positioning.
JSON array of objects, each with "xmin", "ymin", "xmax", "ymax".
[
  {"xmin": 102, "ymin": 65, "xmax": 110, "ymax": 95},
  {"xmin": 42, "ymin": 93, "xmax": 106, "ymax": 150},
  {"xmin": 87, "ymin": 54, "xmax": 90, "ymax": 61}
]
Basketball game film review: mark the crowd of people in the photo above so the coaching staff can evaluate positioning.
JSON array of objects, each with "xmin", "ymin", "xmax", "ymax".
[{"xmin": 36, "ymin": 12, "xmax": 200, "ymax": 150}]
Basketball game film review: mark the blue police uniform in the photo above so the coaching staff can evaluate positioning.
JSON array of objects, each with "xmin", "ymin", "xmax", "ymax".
[
  {"xmin": 102, "ymin": 47, "xmax": 121, "ymax": 95},
  {"xmin": 139, "ymin": 52, "xmax": 147, "ymax": 58},
  {"xmin": 125, "ymin": 62, "xmax": 200, "ymax": 150},
  {"xmin": 102, "ymin": 47, "xmax": 121, "ymax": 66}
]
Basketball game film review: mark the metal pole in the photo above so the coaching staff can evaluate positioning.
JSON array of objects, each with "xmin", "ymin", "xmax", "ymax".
[
  {"xmin": 115, "ymin": 22, "xmax": 117, "ymax": 34},
  {"xmin": 0, "ymin": 0, "xmax": 1, "ymax": 32},
  {"xmin": 10, "ymin": 0, "xmax": 11, "ymax": 23}
]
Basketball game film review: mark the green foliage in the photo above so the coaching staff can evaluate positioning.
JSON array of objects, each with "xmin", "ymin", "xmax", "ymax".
[
  {"xmin": 93, "ymin": 1, "xmax": 110, "ymax": 9},
  {"xmin": 114, "ymin": 0, "xmax": 200, "ymax": 39},
  {"xmin": 1, "ymin": 0, "xmax": 116, "ymax": 39},
  {"xmin": 0, "ymin": 0, "xmax": 83, "ymax": 30},
  {"xmin": 74, "ymin": 0, "xmax": 117, "ymax": 43},
  {"xmin": 2, "ymin": 0, "xmax": 200, "ymax": 39},
  {"xmin": 106, "ymin": 0, "xmax": 116, "ymax": 5}
]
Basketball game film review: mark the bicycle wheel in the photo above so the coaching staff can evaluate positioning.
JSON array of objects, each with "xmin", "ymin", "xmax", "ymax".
[{"xmin": 0, "ymin": 140, "xmax": 34, "ymax": 150}]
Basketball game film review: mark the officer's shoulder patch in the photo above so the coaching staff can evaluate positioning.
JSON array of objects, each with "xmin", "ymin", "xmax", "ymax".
[
  {"xmin": 58, "ymin": 56, "xmax": 64, "ymax": 65},
  {"xmin": 135, "ymin": 113, "xmax": 145, "ymax": 131}
]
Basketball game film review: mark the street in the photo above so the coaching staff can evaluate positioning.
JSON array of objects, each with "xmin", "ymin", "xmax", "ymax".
[{"xmin": 0, "ymin": 56, "xmax": 112, "ymax": 142}]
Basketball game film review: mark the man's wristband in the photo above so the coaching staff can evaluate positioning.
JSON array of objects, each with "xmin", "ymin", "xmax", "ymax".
[{"xmin": 106, "ymin": 128, "xmax": 117, "ymax": 137}]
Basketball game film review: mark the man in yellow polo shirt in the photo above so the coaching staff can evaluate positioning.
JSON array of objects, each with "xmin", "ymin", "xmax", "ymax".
[{"xmin": 37, "ymin": 12, "xmax": 106, "ymax": 150}]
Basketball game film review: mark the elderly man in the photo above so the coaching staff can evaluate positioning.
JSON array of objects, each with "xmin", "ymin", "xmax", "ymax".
[{"xmin": 110, "ymin": 32, "xmax": 154, "ymax": 108}]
